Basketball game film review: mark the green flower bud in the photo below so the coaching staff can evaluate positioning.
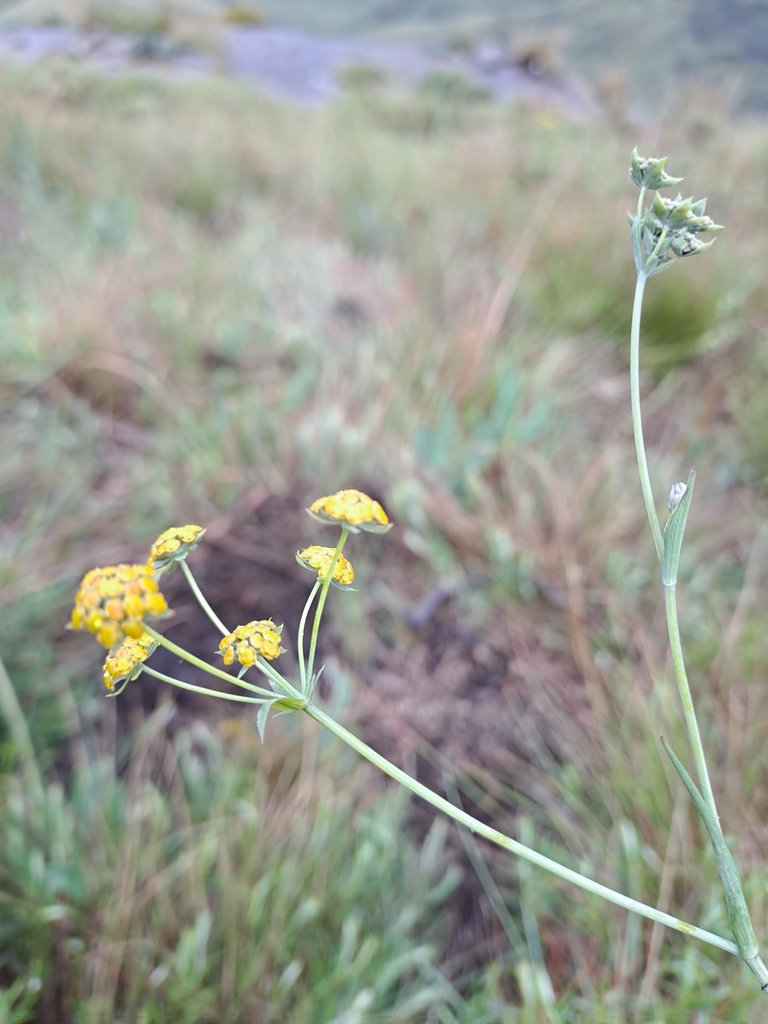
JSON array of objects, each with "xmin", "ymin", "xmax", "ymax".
[
  {"xmin": 668, "ymin": 481, "xmax": 687, "ymax": 512},
  {"xmin": 629, "ymin": 148, "xmax": 684, "ymax": 191},
  {"xmin": 651, "ymin": 193, "xmax": 722, "ymax": 235},
  {"xmin": 670, "ymin": 232, "xmax": 715, "ymax": 258}
]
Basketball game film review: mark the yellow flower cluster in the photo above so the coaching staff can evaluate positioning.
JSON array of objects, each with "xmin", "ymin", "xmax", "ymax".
[
  {"xmin": 309, "ymin": 489, "xmax": 390, "ymax": 532},
  {"xmin": 218, "ymin": 620, "xmax": 283, "ymax": 667},
  {"xmin": 103, "ymin": 633, "xmax": 157, "ymax": 691},
  {"xmin": 71, "ymin": 564, "xmax": 168, "ymax": 648},
  {"xmin": 297, "ymin": 546, "xmax": 355, "ymax": 586},
  {"xmin": 150, "ymin": 524, "xmax": 204, "ymax": 573}
]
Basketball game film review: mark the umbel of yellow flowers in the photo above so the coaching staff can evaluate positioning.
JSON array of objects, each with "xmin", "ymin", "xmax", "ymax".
[
  {"xmin": 150, "ymin": 524, "xmax": 204, "ymax": 573},
  {"xmin": 71, "ymin": 563, "xmax": 168, "ymax": 648},
  {"xmin": 70, "ymin": 492, "xmax": 386, "ymax": 693},
  {"xmin": 71, "ymin": 523, "xmax": 207, "ymax": 686},
  {"xmin": 103, "ymin": 633, "xmax": 157, "ymax": 691},
  {"xmin": 218, "ymin": 620, "xmax": 284, "ymax": 667},
  {"xmin": 296, "ymin": 545, "xmax": 355, "ymax": 588},
  {"xmin": 308, "ymin": 489, "xmax": 390, "ymax": 533}
]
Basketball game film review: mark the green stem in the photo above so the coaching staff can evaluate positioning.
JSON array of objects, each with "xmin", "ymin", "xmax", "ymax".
[
  {"xmin": 297, "ymin": 580, "xmax": 321, "ymax": 696},
  {"xmin": 630, "ymin": 273, "xmax": 664, "ymax": 561},
  {"xmin": 306, "ymin": 528, "xmax": 349, "ymax": 689},
  {"xmin": 180, "ymin": 560, "xmax": 229, "ymax": 636},
  {"xmin": 665, "ymin": 587, "xmax": 719, "ymax": 823},
  {"xmin": 304, "ymin": 702, "xmax": 738, "ymax": 956},
  {"xmin": 144, "ymin": 626, "xmax": 275, "ymax": 699},
  {"xmin": 630, "ymin": 244, "xmax": 766, "ymax": 987},
  {"xmin": 253, "ymin": 656, "xmax": 302, "ymax": 700},
  {"xmin": 142, "ymin": 665, "xmax": 267, "ymax": 704}
]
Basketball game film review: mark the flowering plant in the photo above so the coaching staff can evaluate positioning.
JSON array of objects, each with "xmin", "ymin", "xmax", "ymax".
[{"xmin": 70, "ymin": 154, "xmax": 768, "ymax": 997}]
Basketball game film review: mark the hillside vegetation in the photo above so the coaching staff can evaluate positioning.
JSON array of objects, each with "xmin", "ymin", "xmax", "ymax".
[
  {"xmin": 1, "ymin": 59, "xmax": 768, "ymax": 1021},
  {"xmin": 2, "ymin": 0, "xmax": 768, "ymax": 109}
]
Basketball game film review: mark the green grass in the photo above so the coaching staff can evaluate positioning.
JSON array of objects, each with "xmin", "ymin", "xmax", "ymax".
[
  {"xmin": 0, "ymin": 704, "xmax": 464, "ymax": 1022},
  {"xmin": 2, "ymin": 60, "xmax": 768, "ymax": 1020}
]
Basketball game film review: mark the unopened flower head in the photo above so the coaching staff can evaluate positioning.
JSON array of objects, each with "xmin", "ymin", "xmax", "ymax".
[
  {"xmin": 629, "ymin": 156, "xmax": 722, "ymax": 277},
  {"xmin": 103, "ymin": 633, "xmax": 157, "ymax": 691},
  {"xmin": 218, "ymin": 620, "xmax": 283, "ymax": 667},
  {"xmin": 668, "ymin": 481, "xmax": 688, "ymax": 512},
  {"xmin": 629, "ymin": 148, "xmax": 683, "ymax": 191},
  {"xmin": 297, "ymin": 546, "xmax": 355, "ymax": 588},
  {"xmin": 650, "ymin": 193, "xmax": 722, "ymax": 236},
  {"xmin": 71, "ymin": 563, "xmax": 169, "ymax": 649},
  {"xmin": 150, "ymin": 525, "xmax": 204, "ymax": 574},
  {"xmin": 308, "ymin": 489, "xmax": 391, "ymax": 534}
]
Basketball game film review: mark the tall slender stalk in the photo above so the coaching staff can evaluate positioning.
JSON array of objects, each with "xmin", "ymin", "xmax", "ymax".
[
  {"xmin": 627, "ymin": 152, "xmax": 768, "ymax": 989},
  {"xmin": 629, "ymin": 274, "xmax": 663, "ymax": 561},
  {"xmin": 664, "ymin": 587, "xmax": 718, "ymax": 821},
  {"xmin": 631, "ymin": 274, "xmax": 716, "ymax": 819}
]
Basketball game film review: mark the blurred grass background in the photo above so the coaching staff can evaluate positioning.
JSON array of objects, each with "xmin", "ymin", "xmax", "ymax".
[
  {"xmin": 4, "ymin": 0, "xmax": 768, "ymax": 110},
  {"xmin": 2, "ymin": 3, "xmax": 768, "ymax": 1021}
]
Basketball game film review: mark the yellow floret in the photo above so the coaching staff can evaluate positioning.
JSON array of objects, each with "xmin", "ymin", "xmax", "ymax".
[
  {"xmin": 236, "ymin": 642, "xmax": 256, "ymax": 667},
  {"xmin": 144, "ymin": 592, "xmax": 169, "ymax": 616},
  {"xmin": 123, "ymin": 594, "xmax": 145, "ymax": 618},
  {"xmin": 86, "ymin": 610, "xmax": 104, "ymax": 632},
  {"xmin": 97, "ymin": 622, "xmax": 122, "ymax": 648},
  {"xmin": 105, "ymin": 599, "xmax": 124, "ymax": 621},
  {"xmin": 123, "ymin": 620, "xmax": 144, "ymax": 639}
]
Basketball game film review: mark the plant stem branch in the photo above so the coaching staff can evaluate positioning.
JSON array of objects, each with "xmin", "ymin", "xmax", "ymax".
[
  {"xmin": 144, "ymin": 626, "xmax": 275, "ymax": 699},
  {"xmin": 297, "ymin": 580, "xmax": 321, "ymax": 695},
  {"xmin": 306, "ymin": 528, "xmax": 349, "ymax": 689},
  {"xmin": 142, "ymin": 665, "xmax": 267, "ymax": 704},
  {"xmin": 630, "ymin": 273, "xmax": 664, "ymax": 561},
  {"xmin": 180, "ymin": 560, "xmax": 229, "ymax": 636},
  {"xmin": 304, "ymin": 702, "xmax": 738, "ymax": 957}
]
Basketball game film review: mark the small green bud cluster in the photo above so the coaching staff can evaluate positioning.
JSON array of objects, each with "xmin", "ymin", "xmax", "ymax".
[
  {"xmin": 629, "ymin": 149, "xmax": 683, "ymax": 190},
  {"xmin": 628, "ymin": 148, "xmax": 722, "ymax": 278}
]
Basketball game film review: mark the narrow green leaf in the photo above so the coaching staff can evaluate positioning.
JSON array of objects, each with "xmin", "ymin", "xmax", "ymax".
[
  {"xmin": 256, "ymin": 701, "xmax": 273, "ymax": 742},
  {"xmin": 662, "ymin": 738, "xmax": 759, "ymax": 961},
  {"xmin": 662, "ymin": 467, "xmax": 696, "ymax": 588}
]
